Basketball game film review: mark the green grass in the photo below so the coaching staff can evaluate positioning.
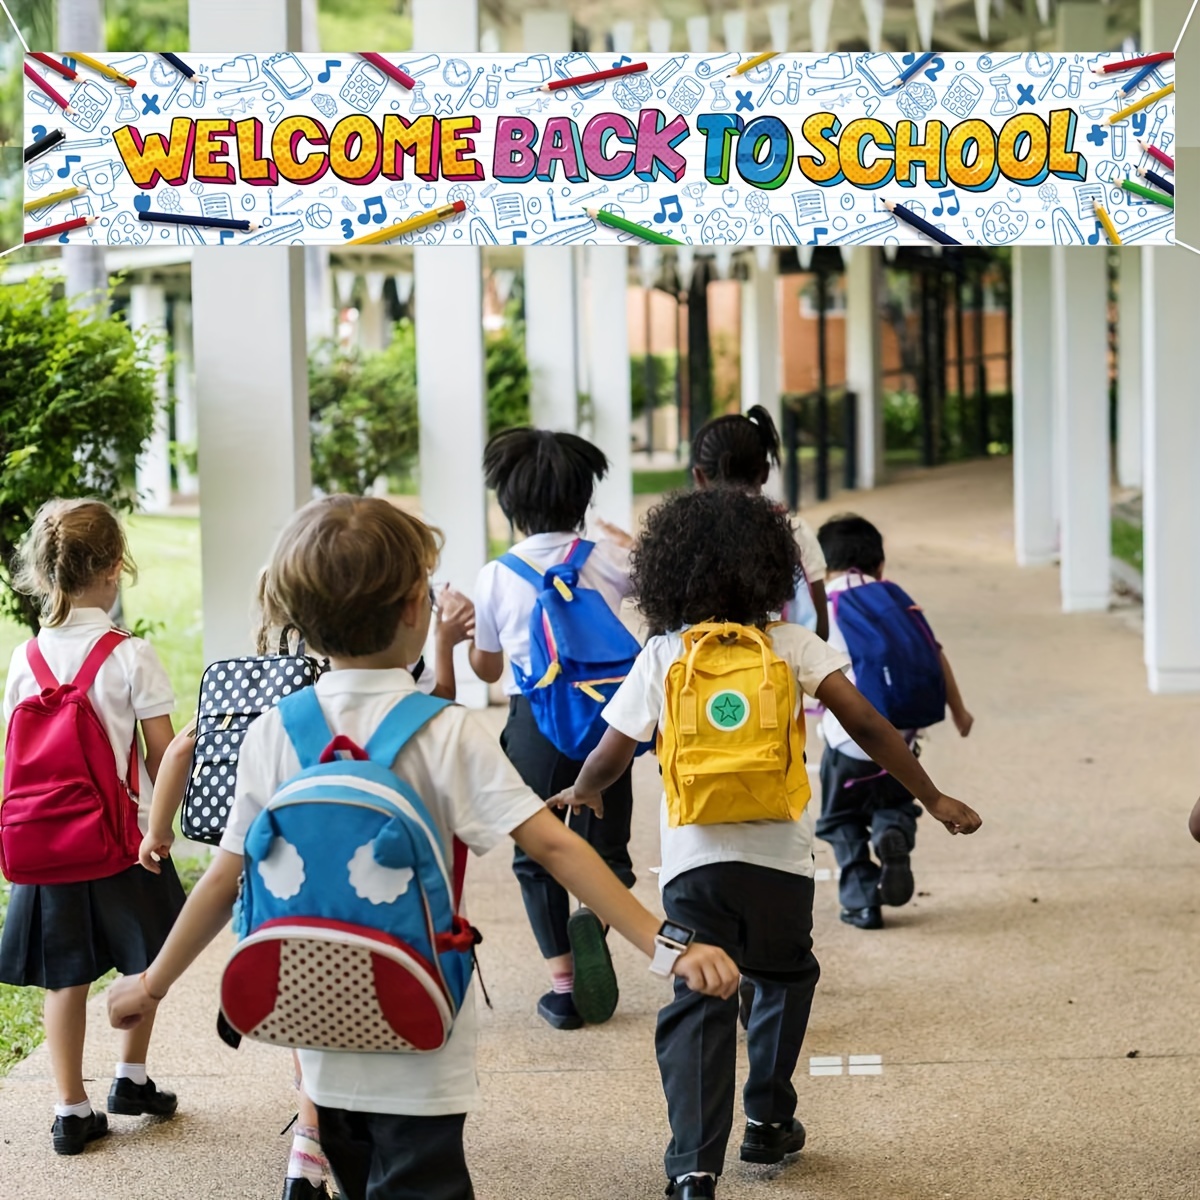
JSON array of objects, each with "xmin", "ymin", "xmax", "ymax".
[
  {"xmin": 1112, "ymin": 516, "xmax": 1144, "ymax": 572},
  {"xmin": 634, "ymin": 468, "xmax": 690, "ymax": 495}
]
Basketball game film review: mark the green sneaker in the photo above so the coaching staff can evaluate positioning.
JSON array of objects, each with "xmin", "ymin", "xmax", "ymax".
[{"xmin": 567, "ymin": 906, "xmax": 618, "ymax": 1024}]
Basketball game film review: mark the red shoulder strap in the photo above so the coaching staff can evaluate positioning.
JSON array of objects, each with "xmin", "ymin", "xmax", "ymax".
[
  {"xmin": 23, "ymin": 638, "xmax": 58, "ymax": 691},
  {"xmin": 452, "ymin": 837, "xmax": 468, "ymax": 910},
  {"xmin": 71, "ymin": 630, "xmax": 129, "ymax": 694}
]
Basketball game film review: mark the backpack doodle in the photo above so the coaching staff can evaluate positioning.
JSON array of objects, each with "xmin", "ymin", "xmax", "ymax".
[
  {"xmin": 500, "ymin": 539, "xmax": 643, "ymax": 761},
  {"xmin": 660, "ymin": 623, "xmax": 810, "ymax": 828},
  {"xmin": 831, "ymin": 578, "xmax": 946, "ymax": 731},
  {"xmin": 220, "ymin": 690, "xmax": 480, "ymax": 1054}
]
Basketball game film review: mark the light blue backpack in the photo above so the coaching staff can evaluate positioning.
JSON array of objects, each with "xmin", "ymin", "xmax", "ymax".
[{"xmin": 219, "ymin": 690, "xmax": 479, "ymax": 1055}]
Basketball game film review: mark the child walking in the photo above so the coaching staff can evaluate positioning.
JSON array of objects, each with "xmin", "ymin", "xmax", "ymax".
[
  {"xmin": 105, "ymin": 495, "xmax": 738, "ymax": 1200},
  {"xmin": 0, "ymin": 500, "xmax": 184, "ymax": 1155},
  {"xmin": 469, "ymin": 427, "xmax": 638, "ymax": 1030},
  {"xmin": 552, "ymin": 489, "xmax": 980, "ymax": 1198},
  {"xmin": 816, "ymin": 515, "xmax": 975, "ymax": 930}
]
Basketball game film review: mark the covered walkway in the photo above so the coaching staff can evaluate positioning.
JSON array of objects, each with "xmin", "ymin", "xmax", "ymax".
[{"xmin": 1, "ymin": 459, "xmax": 1197, "ymax": 1199}]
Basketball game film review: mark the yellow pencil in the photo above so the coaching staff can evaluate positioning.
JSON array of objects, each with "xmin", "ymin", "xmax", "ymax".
[
  {"xmin": 1092, "ymin": 202, "xmax": 1122, "ymax": 245},
  {"xmin": 69, "ymin": 51, "xmax": 137, "ymax": 87},
  {"xmin": 728, "ymin": 50, "xmax": 779, "ymax": 77},
  {"xmin": 1108, "ymin": 82, "xmax": 1174, "ymax": 124},
  {"xmin": 23, "ymin": 184, "xmax": 87, "ymax": 213},
  {"xmin": 343, "ymin": 200, "xmax": 467, "ymax": 247}
]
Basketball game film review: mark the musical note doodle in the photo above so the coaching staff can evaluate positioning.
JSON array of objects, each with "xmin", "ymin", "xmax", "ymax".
[
  {"xmin": 808, "ymin": 226, "xmax": 829, "ymax": 244},
  {"xmin": 932, "ymin": 188, "xmax": 960, "ymax": 217},
  {"xmin": 57, "ymin": 154, "xmax": 81, "ymax": 179},
  {"xmin": 357, "ymin": 196, "xmax": 388, "ymax": 225},
  {"xmin": 612, "ymin": 56, "xmax": 633, "ymax": 68},
  {"xmin": 512, "ymin": 230, "xmax": 527, "ymax": 243},
  {"xmin": 219, "ymin": 230, "xmax": 235, "ymax": 244},
  {"xmin": 1087, "ymin": 219, "xmax": 1104, "ymax": 245},
  {"xmin": 653, "ymin": 195, "xmax": 683, "ymax": 224},
  {"xmin": 317, "ymin": 59, "xmax": 342, "ymax": 83}
]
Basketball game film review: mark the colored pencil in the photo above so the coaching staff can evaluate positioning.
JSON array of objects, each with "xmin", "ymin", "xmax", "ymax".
[
  {"xmin": 138, "ymin": 211, "xmax": 258, "ymax": 233},
  {"xmin": 1122, "ymin": 178, "xmax": 1173, "ymax": 207},
  {"xmin": 344, "ymin": 200, "xmax": 467, "ymax": 247},
  {"xmin": 728, "ymin": 50, "xmax": 779, "ymax": 77},
  {"xmin": 1121, "ymin": 61, "xmax": 1160, "ymax": 94},
  {"xmin": 69, "ymin": 51, "xmax": 136, "ymax": 87},
  {"xmin": 24, "ymin": 63, "xmax": 72, "ymax": 113},
  {"xmin": 23, "ymin": 184, "xmax": 86, "ymax": 213},
  {"xmin": 1134, "ymin": 168, "xmax": 1174, "ymax": 197},
  {"xmin": 894, "ymin": 52, "xmax": 934, "ymax": 87},
  {"xmin": 1137, "ymin": 138, "xmax": 1174, "ymax": 170},
  {"xmin": 542, "ymin": 61, "xmax": 649, "ymax": 91},
  {"xmin": 24, "ymin": 215, "xmax": 95, "ymax": 244},
  {"xmin": 28, "ymin": 52, "xmax": 76, "ymax": 81},
  {"xmin": 882, "ymin": 199, "xmax": 962, "ymax": 246},
  {"xmin": 585, "ymin": 207, "xmax": 684, "ymax": 245},
  {"xmin": 1108, "ymin": 82, "xmax": 1173, "ymax": 123},
  {"xmin": 159, "ymin": 52, "xmax": 196, "ymax": 79},
  {"xmin": 23, "ymin": 128, "xmax": 64, "ymax": 163},
  {"xmin": 1092, "ymin": 51, "xmax": 1173, "ymax": 75},
  {"xmin": 359, "ymin": 52, "xmax": 416, "ymax": 90},
  {"xmin": 1092, "ymin": 202, "xmax": 1122, "ymax": 244}
]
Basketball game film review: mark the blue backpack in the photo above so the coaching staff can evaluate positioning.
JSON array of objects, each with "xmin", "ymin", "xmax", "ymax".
[
  {"xmin": 220, "ymin": 690, "xmax": 479, "ymax": 1055},
  {"xmin": 831, "ymin": 578, "xmax": 946, "ymax": 731},
  {"xmin": 500, "ymin": 539, "xmax": 642, "ymax": 761}
]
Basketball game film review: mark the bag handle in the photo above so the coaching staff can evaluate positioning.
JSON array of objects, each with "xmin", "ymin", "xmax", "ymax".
[{"xmin": 678, "ymin": 623, "xmax": 779, "ymax": 734}]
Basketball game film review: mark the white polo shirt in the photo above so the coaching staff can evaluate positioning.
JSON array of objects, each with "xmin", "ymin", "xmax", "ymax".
[
  {"xmin": 602, "ymin": 624, "xmax": 849, "ymax": 888},
  {"xmin": 220, "ymin": 668, "xmax": 545, "ymax": 1117},
  {"xmin": 791, "ymin": 515, "xmax": 827, "ymax": 584},
  {"xmin": 3, "ymin": 607, "xmax": 175, "ymax": 831},
  {"xmin": 473, "ymin": 533, "xmax": 632, "ymax": 696}
]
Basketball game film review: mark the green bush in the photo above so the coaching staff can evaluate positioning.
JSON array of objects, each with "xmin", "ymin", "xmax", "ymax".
[
  {"xmin": 884, "ymin": 389, "xmax": 924, "ymax": 452},
  {"xmin": 485, "ymin": 318, "xmax": 531, "ymax": 437},
  {"xmin": 630, "ymin": 353, "xmax": 678, "ymax": 418}
]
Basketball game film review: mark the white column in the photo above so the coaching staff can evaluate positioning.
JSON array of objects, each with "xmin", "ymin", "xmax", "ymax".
[
  {"xmin": 1116, "ymin": 248, "xmax": 1142, "ymax": 489},
  {"xmin": 172, "ymin": 299, "xmax": 198, "ymax": 498},
  {"xmin": 412, "ymin": 0, "xmax": 489, "ymax": 709},
  {"xmin": 191, "ymin": 0, "xmax": 309, "ymax": 662},
  {"xmin": 844, "ymin": 248, "xmax": 884, "ymax": 489},
  {"xmin": 131, "ymin": 284, "xmax": 172, "ymax": 514},
  {"xmin": 587, "ymin": 248, "xmax": 633, "ymax": 533},
  {"xmin": 359, "ymin": 271, "xmax": 389, "ymax": 352},
  {"xmin": 1012, "ymin": 248, "xmax": 1057, "ymax": 566},
  {"xmin": 741, "ymin": 248, "xmax": 783, "ymax": 501},
  {"xmin": 1052, "ymin": 248, "xmax": 1110, "ymax": 612}
]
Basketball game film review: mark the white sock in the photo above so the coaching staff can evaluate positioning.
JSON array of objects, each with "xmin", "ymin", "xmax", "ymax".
[
  {"xmin": 115, "ymin": 1062, "xmax": 148, "ymax": 1085},
  {"xmin": 677, "ymin": 1173, "xmax": 715, "ymax": 1182},
  {"xmin": 55, "ymin": 1099, "xmax": 93, "ymax": 1119},
  {"xmin": 746, "ymin": 1119, "xmax": 782, "ymax": 1128},
  {"xmin": 287, "ymin": 1124, "xmax": 328, "ymax": 1185}
]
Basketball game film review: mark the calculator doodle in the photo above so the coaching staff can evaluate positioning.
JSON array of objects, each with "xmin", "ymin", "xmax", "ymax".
[
  {"xmin": 65, "ymin": 80, "xmax": 113, "ymax": 132},
  {"xmin": 339, "ymin": 61, "xmax": 386, "ymax": 112},
  {"xmin": 942, "ymin": 73, "xmax": 984, "ymax": 118},
  {"xmin": 263, "ymin": 53, "xmax": 314, "ymax": 100},
  {"xmin": 668, "ymin": 77, "xmax": 704, "ymax": 115}
]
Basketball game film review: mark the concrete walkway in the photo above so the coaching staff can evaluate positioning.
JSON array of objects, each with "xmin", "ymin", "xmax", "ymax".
[{"xmin": 3, "ymin": 459, "xmax": 1198, "ymax": 1199}]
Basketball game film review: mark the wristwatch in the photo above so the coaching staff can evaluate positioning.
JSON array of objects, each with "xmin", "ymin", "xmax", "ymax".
[{"xmin": 649, "ymin": 919, "xmax": 695, "ymax": 977}]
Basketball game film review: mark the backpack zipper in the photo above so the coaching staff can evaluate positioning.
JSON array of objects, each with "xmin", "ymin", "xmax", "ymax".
[{"xmin": 571, "ymin": 676, "xmax": 627, "ymax": 702}]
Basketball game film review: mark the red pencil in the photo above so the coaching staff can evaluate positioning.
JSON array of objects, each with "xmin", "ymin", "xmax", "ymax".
[
  {"xmin": 24, "ymin": 215, "xmax": 95, "ymax": 244},
  {"xmin": 359, "ymin": 52, "xmax": 415, "ymax": 90},
  {"xmin": 541, "ymin": 60, "xmax": 650, "ymax": 92},
  {"xmin": 1091, "ymin": 51, "xmax": 1173, "ymax": 75},
  {"xmin": 24, "ymin": 63, "xmax": 73, "ymax": 113},
  {"xmin": 1137, "ymin": 138, "xmax": 1174, "ymax": 171},
  {"xmin": 28, "ymin": 52, "xmax": 78, "ymax": 81}
]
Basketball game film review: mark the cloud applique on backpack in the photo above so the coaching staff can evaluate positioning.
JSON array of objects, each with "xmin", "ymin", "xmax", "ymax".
[{"xmin": 220, "ymin": 691, "xmax": 479, "ymax": 1054}]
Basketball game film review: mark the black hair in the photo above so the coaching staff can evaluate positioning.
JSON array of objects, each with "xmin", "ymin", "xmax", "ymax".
[
  {"xmin": 817, "ymin": 514, "xmax": 885, "ymax": 575},
  {"xmin": 483, "ymin": 427, "xmax": 608, "ymax": 535},
  {"xmin": 631, "ymin": 488, "xmax": 800, "ymax": 633},
  {"xmin": 690, "ymin": 404, "xmax": 781, "ymax": 488}
]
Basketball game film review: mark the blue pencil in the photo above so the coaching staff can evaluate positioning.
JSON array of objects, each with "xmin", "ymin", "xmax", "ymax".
[
  {"xmin": 1122, "ymin": 61, "xmax": 1159, "ymax": 94},
  {"xmin": 160, "ymin": 51, "xmax": 196, "ymax": 79},
  {"xmin": 1137, "ymin": 167, "xmax": 1175, "ymax": 195},
  {"xmin": 883, "ymin": 200, "xmax": 962, "ymax": 246},
  {"xmin": 895, "ymin": 52, "xmax": 935, "ymax": 86}
]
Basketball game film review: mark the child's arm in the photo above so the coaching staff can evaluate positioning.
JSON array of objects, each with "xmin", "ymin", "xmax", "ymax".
[
  {"xmin": 430, "ymin": 587, "xmax": 475, "ymax": 701},
  {"xmin": 940, "ymin": 650, "xmax": 974, "ymax": 737},
  {"xmin": 140, "ymin": 714, "xmax": 175, "ymax": 782},
  {"xmin": 1189, "ymin": 796, "xmax": 1200, "ymax": 842},
  {"xmin": 139, "ymin": 724, "xmax": 195, "ymax": 873},
  {"xmin": 593, "ymin": 518, "xmax": 635, "ymax": 550},
  {"xmin": 815, "ymin": 671, "xmax": 981, "ymax": 835},
  {"xmin": 106, "ymin": 848, "xmax": 244, "ymax": 1029},
  {"xmin": 468, "ymin": 644, "xmax": 505, "ymax": 684},
  {"xmin": 511, "ymin": 807, "xmax": 738, "ymax": 997},
  {"xmin": 810, "ymin": 579, "xmax": 829, "ymax": 641},
  {"xmin": 549, "ymin": 727, "xmax": 638, "ymax": 816}
]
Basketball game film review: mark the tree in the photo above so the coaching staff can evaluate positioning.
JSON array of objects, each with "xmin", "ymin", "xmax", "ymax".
[{"xmin": 0, "ymin": 273, "xmax": 158, "ymax": 630}]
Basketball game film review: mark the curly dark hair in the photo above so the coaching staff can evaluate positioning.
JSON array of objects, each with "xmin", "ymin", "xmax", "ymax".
[{"xmin": 631, "ymin": 488, "xmax": 800, "ymax": 633}]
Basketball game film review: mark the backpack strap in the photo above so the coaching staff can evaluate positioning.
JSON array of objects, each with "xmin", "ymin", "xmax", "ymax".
[
  {"xmin": 564, "ymin": 538, "xmax": 594, "ymax": 569},
  {"xmin": 72, "ymin": 630, "xmax": 130, "ymax": 693},
  {"xmin": 23, "ymin": 638, "xmax": 58, "ymax": 691},
  {"xmin": 277, "ymin": 687, "xmax": 336, "ymax": 770},
  {"xmin": 498, "ymin": 552, "xmax": 544, "ymax": 590},
  {"xmin": 364, "ymin": 692, "xmax": 452, "ymax": 767}
]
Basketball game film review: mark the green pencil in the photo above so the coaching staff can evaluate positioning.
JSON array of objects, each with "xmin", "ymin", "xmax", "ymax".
[
  {"xmin": 587, "ymin": 207, "xmax": 684, "ymax": 245},
  {"xmin": 1120, "ymin": 178, "xmax": 1174, "ymax": 208}
]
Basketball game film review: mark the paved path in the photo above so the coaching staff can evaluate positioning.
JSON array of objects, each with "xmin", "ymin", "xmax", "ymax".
[{"xmin": 3, "ymin": 459, "xmax": 1198, "ymax": 1199}]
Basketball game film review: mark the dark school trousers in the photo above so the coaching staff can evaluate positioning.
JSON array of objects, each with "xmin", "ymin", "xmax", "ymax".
[
  {"xmin": 500, "ymin": 694, "xmax": 635, "ymax": 959},
  {"xmin": 317, "ymin": 1108, "xmax": 471, "ymax": 1200},
  {"xmin": 655, "ymin": 862, "xmax": 820, "ymax": 1179},
  {"xmin": 815, "ymin": 744, "xmax": 922, "ymax": 911}
]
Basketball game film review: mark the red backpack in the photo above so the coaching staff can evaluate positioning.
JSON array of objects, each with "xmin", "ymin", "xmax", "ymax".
[{"xmin": 1, "ymin": 630, "xmax": 141, "ymax": 886}]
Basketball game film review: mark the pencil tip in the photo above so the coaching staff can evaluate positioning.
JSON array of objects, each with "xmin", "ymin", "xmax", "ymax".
[{"xmin": 882, "ymin": 199, "xmax": 896, "ymax": 211}]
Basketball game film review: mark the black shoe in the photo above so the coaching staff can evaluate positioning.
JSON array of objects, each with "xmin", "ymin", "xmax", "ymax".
[
  {"xmin": 738, "ymin": 977, "xmax": 754, "ymax": 1031},
  {"xmin": 107, "ymin": 1075, "xmax": 178, "ymax": 1117},
  {"xmin": 840, "ymin": 905, "xmax": 884, "ymax": 930},
  {"xmin": 51, "ymin": 1109, "xmax": 109, "ymax": 1156},
  {"xmin": 537, "ymin": 990, "xmax": 584, "ymax": 1030},
  {"xmin": 875, "ymin": 828, "xmax": 914, "ymax": 907},
  {"xmin": 665, "ymin": 1175, "xmax": 716, "ymax": 1199},
  {"xmin": 740, "ymin": 1117, "xmax": 807, "ymax": 1164},
  {"xmin": 567, "ymin": 906, "xmax": 619, "ymax": 1025},
  {"xmin": 282, "ymin": 1179, "xmax": 330, "ymax": 1200}
]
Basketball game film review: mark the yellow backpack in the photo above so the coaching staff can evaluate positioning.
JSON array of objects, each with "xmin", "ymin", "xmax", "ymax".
[{"xmin": 659, "ymin": 623, "xmax": 811, "ymax": 828}]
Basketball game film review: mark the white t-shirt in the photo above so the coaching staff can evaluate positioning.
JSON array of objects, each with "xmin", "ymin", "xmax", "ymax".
[
  {"xmin": 219, "ymin": 667, "xmax": 544, "ymax": 1117},
  {"xmin": 473, "ymin": 533, "xmax": 632, "ymax": 696},
  {"xmin": 602, "ymin": 624, "xmax": 849, "ymax": 889},
  {"xmin": 791, "ymin": 515, "xmax": 827, "ymax": 585},
  {"xmin": 3, "ymin": 607, "xmax": 175, "ymax": 832}
]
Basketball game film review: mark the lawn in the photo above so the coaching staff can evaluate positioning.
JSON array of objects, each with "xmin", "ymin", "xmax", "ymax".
[{"xmin": 1112, "ymin": 516, "xmax": 1143, "ymax": 573}]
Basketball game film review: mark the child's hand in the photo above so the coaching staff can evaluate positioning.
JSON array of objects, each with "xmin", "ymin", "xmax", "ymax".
[
  {"xmin": 673, "ymin": 943, "xmax": 740, "ymax": 998},
  {"xmin": 548, "ymin": 787, "xmax": 604, "ymax": 819},
  {"xmin": 1188, "ymin": 795, "xmax": 1200, "ymax": 842},
  {"xmin": 593, "ymin": 518, "xmax": 635, "ymax": 550},
  {"xmin": 139, "ymin": 828, "xmax": 174, "ymax": 873},
  {"xmin": 952, "ymin": 707, "xmax": 975, "ymax": 738},
  {"xmin": 107, "ymin": 972, "xmax": 161, "ymax": 1031},
  {"xmin": 922, "ymin": 793, "xmax": 981, "ymax": 835},
  {"xmin": 435, "ymin": 586, "xmax": 475, "ymax": 648}
]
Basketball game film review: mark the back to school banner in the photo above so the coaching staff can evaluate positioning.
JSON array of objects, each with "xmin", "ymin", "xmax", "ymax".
[{"xmin": 23, "ymin": 50, "xmax": 1175, "ymax": 249}]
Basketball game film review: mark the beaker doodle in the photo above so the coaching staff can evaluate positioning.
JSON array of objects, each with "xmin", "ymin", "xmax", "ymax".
[
  {"xmin": 1067, "ymin": 64, "xmax": 1083, "ymax": 98},
  {"xmin": 410, "ymin": 81, "xmax": 431, "ymax": 115},
  {"xmin": 786, "ymin": 72, "xmax": 803, "ymax": 104},
  {"xmin": 710, "ymin": 79, "xmax": 731, "ymax": 110},
  {"xmin": 990, "ymin": 75, "xmax": 1017, "ymax": 116},
  {"xmin": 114, "ymin": 85, "xmax": 139, "ymax": 122}
]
